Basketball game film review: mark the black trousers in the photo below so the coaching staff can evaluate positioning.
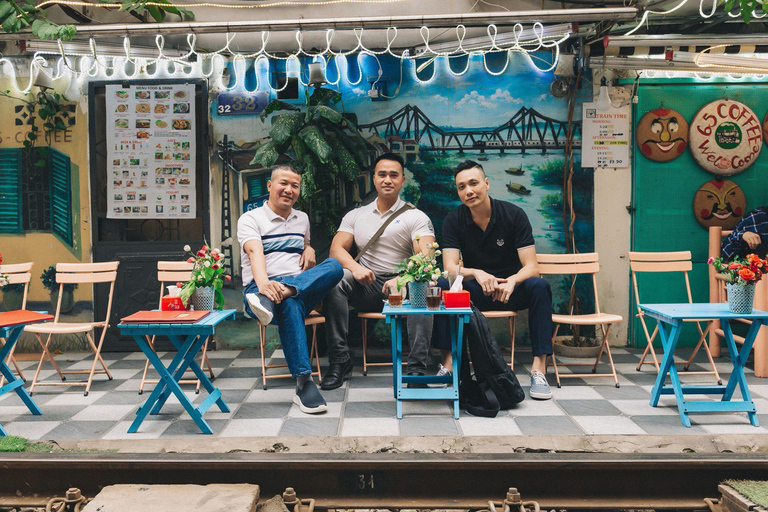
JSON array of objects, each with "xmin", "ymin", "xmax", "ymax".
[{"xmin": 433, "ymin": 277, "xmax": 554, "ymax": 357}]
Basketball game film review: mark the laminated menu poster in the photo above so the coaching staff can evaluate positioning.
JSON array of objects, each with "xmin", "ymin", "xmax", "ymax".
[{"xmin": 106, "ymin": 84, "xmax": 196, "ymax": 219}]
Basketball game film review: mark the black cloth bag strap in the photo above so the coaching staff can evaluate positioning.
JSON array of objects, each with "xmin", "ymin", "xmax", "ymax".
[
  {"xmin": 463, "ymin": 381, "xmax": 500, "ymax": 418},
  {"xmin": 354, "ymin": 202, "xmax": 415, "ymax": 263}
]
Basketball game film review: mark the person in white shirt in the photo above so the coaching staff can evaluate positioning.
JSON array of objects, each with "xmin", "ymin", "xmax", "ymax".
[
  {"xmin": 238, "ymin": 164, "xmax": 343, "ymax": 413},
  {"xmin": 320, "ymin": 153, "xmax": 436, "ymax": 390}
]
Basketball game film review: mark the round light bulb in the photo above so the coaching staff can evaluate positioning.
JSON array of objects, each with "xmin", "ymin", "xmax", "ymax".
[{"xmin": 596, "ymin": 78, "xmax": 612, "ymax": 111}]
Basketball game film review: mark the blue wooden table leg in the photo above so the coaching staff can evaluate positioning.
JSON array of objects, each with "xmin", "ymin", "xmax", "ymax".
[
  {"xmin": 129, "ymin": 334, "xmax": 213, "ymax": 435},
  {"xmin": 452, "ymin": 315, "xmax": 467, "ymax": 419},
  {"xmin": 0, "ymin": 326, "xmax": 40, "ymax": 416},
  {"xmin": 149, "ymin": 334, "xmax": 208, "ymax": 415},
  {"xmin": 393, "ymin": 316, "xmax": 403, "ymax": 419},
  {"xmin": 721, "ymin": 319, "xmax": 759, "ymax": 426},
  {"xmin": 175, "ymin": 335, "xmax": 229, "ymax": 413},
  {"xmin": 651, "ymin": 320, "xmax": 691, "ymax": 426}
]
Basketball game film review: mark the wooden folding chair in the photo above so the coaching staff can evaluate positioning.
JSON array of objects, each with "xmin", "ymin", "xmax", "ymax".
[
  {"xmin": 258, "ymin": 311, "xmax": 324, "ymax": 390},
  {"xmin": 629, "ymin": 251, "xmax": 722, "ymax": 384},
  {"xmin": 138, "ymin": 261, "xmax": 215, "ymax": 395},
  {"xmin": 481, "ymin": 311, "xmax": 517, "ymax": 367},
  {"xmin": 26, "ymin": 262, "xmax": 119, "ymax": 396},
  {"xmin": 0, "ymin": 262, "xmax": 33, "ymax": 385},
  {"xmin": 360, "ymin": 311, "xmax": 411, "ymax": 376},
  {"xmin": 537, "ymin": 253, "xmax": 623, "ymax": 388}
]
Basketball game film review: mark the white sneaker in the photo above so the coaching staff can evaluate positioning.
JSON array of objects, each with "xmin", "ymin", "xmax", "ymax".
[
  {"xmin": 430, "ymin": 363, "xmax": 452, "ymax": 388},
  {"xmin": 246, "ymin": 293, "xmax": 273, "ymax": 325}
]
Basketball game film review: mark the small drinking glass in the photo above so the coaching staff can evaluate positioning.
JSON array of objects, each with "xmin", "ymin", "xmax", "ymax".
[
  {"xmin": 426, "ymin": 287, "xmax": 442, "ymax": 310},
  {"xmin": 387, "ymin": 283, "xmax": 404, "ymax": 307}
]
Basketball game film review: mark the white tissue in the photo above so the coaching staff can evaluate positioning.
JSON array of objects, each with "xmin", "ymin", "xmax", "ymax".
[
  {"xmin": 449, "ymin": 275, "xmax": 464, "ymax": 292},
  {"xmin": 166, "ymin": 285, "xmax": 180, "ymax": 297}
]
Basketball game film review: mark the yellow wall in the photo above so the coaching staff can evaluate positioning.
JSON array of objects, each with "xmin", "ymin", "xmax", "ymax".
[{"xmin": 0, "ymin": 79, "xmax": 92, "ymax": 301}]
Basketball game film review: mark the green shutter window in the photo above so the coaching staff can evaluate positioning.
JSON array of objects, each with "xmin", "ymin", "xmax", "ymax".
[
  {"xmin": 0, "ymin": 149, "xmax": 22, "ymax": 234},
  {"xmin": 49, "ymin": 148, "xmax": 73, "ymax": 246}
]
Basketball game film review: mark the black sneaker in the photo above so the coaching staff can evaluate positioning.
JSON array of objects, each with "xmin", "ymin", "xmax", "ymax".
[
  {"xmin": 406, "ymin": 372, "xmax": 428, "ymax": 389},
  {"xmin": 293, "ymin": 380, "xmax": 328, "ymax": 414}
]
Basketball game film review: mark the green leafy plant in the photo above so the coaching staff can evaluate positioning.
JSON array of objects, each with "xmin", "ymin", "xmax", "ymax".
[
  {"xmin": 721, "ymin": 0, "xmax": 766, "ymax": 22},
  {"xmin": 0, "ymin": 89, "xmax": 71, "ymax": 166},
  {"xmin": 178, "ymin": 243, "xmax": 231, "ymax": 309},
  {"xmin": 40, "ymin": 265, "xmax": 78, "ymax": 293},
  {"xmin": 0, "ymin": 252, "xmax": 8, "ymax": 288},
  {"xmin": 250, "ymin": 87, "xmax": 370, "ymax": 235},
  {"xmin": 0, "ymin": 0, "xmax": 192, "ymax": 40},
  {"xmin": 395, "ymin": 238, "xmax": 446, "ymax": 290}
]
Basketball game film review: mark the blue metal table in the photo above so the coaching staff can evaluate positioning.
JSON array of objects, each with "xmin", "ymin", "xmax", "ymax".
[
  {"xmin": 0, "ymin": 312, "xmax": 53, "ymax": 436},
  {"xmin": 639, "ymin": 303, "xmax": 767, "ymax": 427},
  {"xmin": 382, "ymin": 303, "xmax": 472, "ymax": 419},
  {"xmin": 118, "ymin": 309, "xmax": 235, "ymax": 434}
]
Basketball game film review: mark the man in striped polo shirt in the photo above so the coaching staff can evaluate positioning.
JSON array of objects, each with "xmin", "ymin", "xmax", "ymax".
[{"xmin": 238, "ymin": 164, "xmax": 343, "ymax": 414}]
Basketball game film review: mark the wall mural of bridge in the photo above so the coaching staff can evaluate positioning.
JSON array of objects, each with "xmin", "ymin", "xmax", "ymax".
[{"xmin": 358, "ymin": 104, "xmax": 581, "ymax": 153}]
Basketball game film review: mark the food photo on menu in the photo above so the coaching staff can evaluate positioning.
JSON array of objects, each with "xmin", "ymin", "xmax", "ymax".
[
  {"xmin": 116, "ymin": 90, "xmax": 129, "ymax": 99},
  {"xmin": 172, "ymin": 119, "xmax": 191, "ymax": 130},
  {"xmin": 155, "ymin": 91, "xmax": 170, "ymax": 99},
  {"xmin": 174, "ymin": 90, "xmax": 187, "ymax": 99},
  {"xmin": 155, "ymin": 104, "xmax": 169, "ymax": 114},
  {"xmin": 173, "ymin": 103, "xmax": 190, "ymax": 114}
]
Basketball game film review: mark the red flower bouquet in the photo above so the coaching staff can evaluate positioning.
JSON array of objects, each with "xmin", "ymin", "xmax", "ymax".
[{"xmin": 708, "ymin": 254, "xmax": 768, "ymax": 285}]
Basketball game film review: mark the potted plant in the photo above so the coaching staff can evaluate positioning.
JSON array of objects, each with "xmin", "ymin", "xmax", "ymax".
[
  {"xmin": 395, "ymin": 238, "xmax": 446, "ymax": 308},
  {"xmin": 179, "ymin": 244, "xmax": 231, "ymax": 311},
  {"xmin": 41, "ymin": 265, "xmax": 77, "ymax": 314},
  {"xmin": 553, "ymin": 332, "xmax": 602, "ymax": 358},
  {"xmin": 709, "ymin": 253, "xmax": 768, "ymax": 313},
  {"xmin": 0, "ymin": 253, "xmax": 23, "ymax": 311}
]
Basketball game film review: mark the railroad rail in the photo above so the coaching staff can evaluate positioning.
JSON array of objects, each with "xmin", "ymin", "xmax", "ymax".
[{"xmin": 0, "ymin": 452, "xmax": 765, "ymax": 510}]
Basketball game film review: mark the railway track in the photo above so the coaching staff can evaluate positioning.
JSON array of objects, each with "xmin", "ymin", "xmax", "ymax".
[{"xmin": 0, "ymin": 452, "xmax": 765, "ymax": 510}]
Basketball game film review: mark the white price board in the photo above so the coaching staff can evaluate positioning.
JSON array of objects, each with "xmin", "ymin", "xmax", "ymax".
[
  {"xmin": 581, "ymin": 103, "xmax": 631, "ymax": 168},
  {"xmin": 106, "ymin": 84, "xmax": 196, "ymax": 219}
]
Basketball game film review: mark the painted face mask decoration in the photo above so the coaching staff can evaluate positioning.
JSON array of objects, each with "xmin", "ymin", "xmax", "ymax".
[
  {"xmin": 636, "ymin": 108, "xmax": 689, "ymax": 162},
  {"xmin": 692, "ymin": 178, "xmax": 746, "ymax": 230}
]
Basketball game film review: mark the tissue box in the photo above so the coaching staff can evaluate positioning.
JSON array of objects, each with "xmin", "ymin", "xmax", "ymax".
[
  {"xmin": 443, "ymin": 290, "xmax": 470, "ymax": 308},
  {"xmin": 161, "ymin": 296, "xmax": 186, "ymax": 311}
]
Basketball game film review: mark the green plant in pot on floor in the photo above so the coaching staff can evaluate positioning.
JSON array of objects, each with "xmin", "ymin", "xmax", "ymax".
[
  {"xmin": 41, "ymin": 265, "xmax": 77, "ymax": 314},
  {"xmin": 0, "ymin": 253, "xmax": 24, "ymax": 311}
]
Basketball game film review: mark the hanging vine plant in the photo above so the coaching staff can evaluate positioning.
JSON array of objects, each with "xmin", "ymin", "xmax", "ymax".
[{"xmin": 250, "ymin": 87, "xmax": 370, "ymax": 236}]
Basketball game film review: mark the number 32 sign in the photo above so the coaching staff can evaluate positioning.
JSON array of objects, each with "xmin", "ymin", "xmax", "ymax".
[{"xmin": 216, "ymin": 91, "xmax": 269, "ymax": 116}]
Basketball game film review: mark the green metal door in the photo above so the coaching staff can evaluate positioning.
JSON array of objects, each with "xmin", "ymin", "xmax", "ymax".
[{"xmin": 631, "ymin": 79, "xmax": 768, "ymax": 347}]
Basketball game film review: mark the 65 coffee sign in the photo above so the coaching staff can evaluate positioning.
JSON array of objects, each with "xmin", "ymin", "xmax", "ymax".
[{"xmin": 690, "ymin": 99, "xmax": 763, "ymax": 176}]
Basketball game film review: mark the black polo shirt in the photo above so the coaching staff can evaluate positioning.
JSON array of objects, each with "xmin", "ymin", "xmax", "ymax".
[{"xmin": 442, "ymin": 197, "xmax": 535, "ymax": 279}]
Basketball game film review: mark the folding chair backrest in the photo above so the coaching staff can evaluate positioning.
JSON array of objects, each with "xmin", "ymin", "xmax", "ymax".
[
  {"xmin": 628, "ymin": 251, "xmax": 694, "ymax": 308},
  {"xmin": 537, "ymin": 252, "xmax": 602, "ymax": 314},
  {"xmin": 55, "ymin": 262, "xmax": 119, "ymax": 323},
  {"xmin": 0, "ymin": 262, "xmax": 33, "ymax": 309},
  {"xmin": 156, "ymin": 261, "xmax": 193, "ymax": 308}
]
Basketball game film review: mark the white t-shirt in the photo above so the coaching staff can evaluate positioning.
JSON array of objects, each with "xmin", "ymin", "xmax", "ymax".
[
  {"xmin": 338, "ymin": 196, "xmax": 435, "ymax": 275},
  {"xmin": 237, "ymin": 204, "xmax": 309, "ymax": 285}
]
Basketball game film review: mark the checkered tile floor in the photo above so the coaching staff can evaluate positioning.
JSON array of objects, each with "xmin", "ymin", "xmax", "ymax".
[{"xmin": 1, "ymin": 347, "xmax": 766, "ymax": 440}]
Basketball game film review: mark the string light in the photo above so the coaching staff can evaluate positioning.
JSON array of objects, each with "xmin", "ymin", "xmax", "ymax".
[{"xmin": 2, "ymin": 21, "xmax": 569, "ymax": 94}]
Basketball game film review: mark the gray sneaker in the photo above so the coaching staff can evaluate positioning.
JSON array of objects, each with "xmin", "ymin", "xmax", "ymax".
[
  {"xmin": 246, "ymin": 292, "xmax": 274, "ymax": 325},
  {"xmin": 530, "ymin": 370, "xmax": 552, "ymax": 400},
  {"xmin": 429, "ymin": 364, "xmax": 452, "ymax": 388}
]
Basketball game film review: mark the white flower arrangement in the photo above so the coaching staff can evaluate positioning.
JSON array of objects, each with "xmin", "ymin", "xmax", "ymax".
[{"xmin": 395, "ymin": 241, "xmax": 448, "ymax": 289}]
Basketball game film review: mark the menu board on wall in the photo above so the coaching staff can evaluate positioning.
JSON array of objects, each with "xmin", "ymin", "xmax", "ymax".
[
  {"xmin": 106, "ymin": 84, "xmax": 196, "ymax": 219},
  {"xmin": 581, "ymin": 103, "xmax": 631, "ymax": 168}
]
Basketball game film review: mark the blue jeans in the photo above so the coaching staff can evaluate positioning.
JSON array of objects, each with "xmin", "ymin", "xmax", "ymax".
[{"xmin": 243, "ymin": 258, "xmax": 344, "ymax": 377}]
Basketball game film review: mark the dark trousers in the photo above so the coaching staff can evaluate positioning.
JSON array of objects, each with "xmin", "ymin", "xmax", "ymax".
[{"xmin": 433, "ymin": 277, "xmax": 554, "ymax": 357}]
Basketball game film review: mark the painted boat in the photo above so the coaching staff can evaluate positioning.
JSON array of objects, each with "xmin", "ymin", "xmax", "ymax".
[
  {"xmin": 507, "ymin": 182, "xmax": 531, "ymax": 195},
  {"xmin": 505, "ymin": 166, "xmax": 525, "ymax": 175},
  {"xmin": 478, "ymin": 156, "xmax": 489, "ymax": 161}
]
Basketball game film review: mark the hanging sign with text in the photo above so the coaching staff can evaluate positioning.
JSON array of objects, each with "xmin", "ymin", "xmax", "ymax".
[{"xmin": 581, "ymin": 103, "xmax": 631, "ymax": 168}]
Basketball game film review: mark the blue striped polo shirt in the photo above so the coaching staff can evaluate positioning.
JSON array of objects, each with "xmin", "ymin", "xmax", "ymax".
[{"xmin": 237, "ymin": 204, "xmax": 309, "ymax": 284}]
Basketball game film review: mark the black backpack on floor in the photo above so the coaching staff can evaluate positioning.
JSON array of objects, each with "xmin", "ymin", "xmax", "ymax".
[{"xmin": 459, "ymin": 304, "xmax": 525, "ymax": 417}]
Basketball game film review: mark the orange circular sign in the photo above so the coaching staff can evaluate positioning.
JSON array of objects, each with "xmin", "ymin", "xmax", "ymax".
[
  {"xmin": 690, "ymin": 99, "xmax": 762, "ymax": 176},
  {"xmin": 692, "ymin": 178, "xmax": 746, "ymax": 230},
  {"xmin": 636, "ymin": 107, "xmax": 688, "ymax": 162}
]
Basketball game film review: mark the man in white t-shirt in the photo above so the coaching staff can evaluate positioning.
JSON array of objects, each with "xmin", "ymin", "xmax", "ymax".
[
  {"xmin": 320, "ymin": 153, "xmax": 436, "ymax": 390},
  {"xmin": 237, "ymin": 164, "xmax": 343, "ymax": 414}
]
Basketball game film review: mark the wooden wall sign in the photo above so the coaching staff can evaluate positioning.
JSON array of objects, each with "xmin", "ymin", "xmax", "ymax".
[
  {"xmin": 636, "ymin": 107, "xmax": 688, "ymax": 162},
  {"xmin": 690, "ymin": 99, "xmax": 763, "ymax": 176},
  {"xmin": 692, "ymin": 178, "xmax": 746, "ymax": 229}
]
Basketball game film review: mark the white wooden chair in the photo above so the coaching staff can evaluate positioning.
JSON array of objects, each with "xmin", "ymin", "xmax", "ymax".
[
  {"xmin": 138, "ymin": 261, "xmax": 215, "ymax": 394},
  {"xmin": 257, "ymin": 311, "xmax": 324, "ymax": 390},
  {"xmin": 26, "ymin": 261, "xmax": 119, "ymax": 396},
  {"xmin": 0, "ymin": 262, "xmax": 34, "ymax": 384},
  {"xmin": 537, "ymin": 253, "xmax": 623, "ymax": 388},
  {"xmin": 629, "ymin": 251, "xmax": 721, "ymax": 383}
]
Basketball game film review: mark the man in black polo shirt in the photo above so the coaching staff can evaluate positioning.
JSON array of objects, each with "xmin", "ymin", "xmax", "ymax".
[{"xmin": 436, "ymin": 160, "xmax": 554, "ymax": 400}]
